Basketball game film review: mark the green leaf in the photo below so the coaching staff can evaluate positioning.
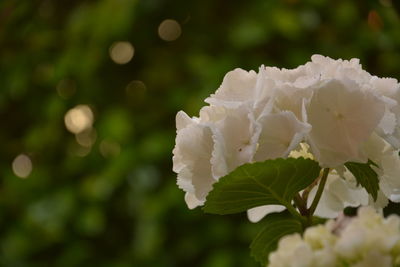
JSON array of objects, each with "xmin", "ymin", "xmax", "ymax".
[
  {"xmin": 203, "ymin": 158, "xmax": 321, "ymax": 215},
  {"xmin": 250, "ymin": 211, "xmax": 303, "ymax": 266},
  {"xmin": 345, "ymin": 160, "xmax": 379, "ymax": 201}
]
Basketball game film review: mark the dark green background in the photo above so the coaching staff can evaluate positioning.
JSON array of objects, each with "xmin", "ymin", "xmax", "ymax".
[{"xmin": 1, "ymin": 0, "xmax": 399, "ymax": 266}]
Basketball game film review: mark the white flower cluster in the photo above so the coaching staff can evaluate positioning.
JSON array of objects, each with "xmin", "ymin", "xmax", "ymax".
[
  {"xmin": 172, "ymin": 55, "xmax": 400, "ymax": 217},
  {"xmin": 268, "ymin": 207, "xmax": 400, "ymax": 267}
]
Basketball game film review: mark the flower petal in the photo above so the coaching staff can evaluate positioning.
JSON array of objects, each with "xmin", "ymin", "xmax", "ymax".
[
  {"xmin": 254, "ymin": 111, "xmax": 311, "ymax": 161},
  {"xmin": 307, "ymin": 79, "xmax": 385, "ymax": 167},
  {"xmin": 205, "ymin": 68, "xmax": 257, "ymax": 107},
  {"xmin": 247, "ymin": 205, "xmax": 286, "ymax": 223}
]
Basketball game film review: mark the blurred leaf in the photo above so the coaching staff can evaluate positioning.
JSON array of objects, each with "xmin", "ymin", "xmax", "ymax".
[
  {"xmin": 76, "ymin": 206, "xmax": 105, "ymax": 236},
  {"xmin": 229, "ymin": 19, "xmax": 269, "ymax": 48},
  {"xmin": 98, "ymin": 108, "xmax": 133, "ymax": 143}
]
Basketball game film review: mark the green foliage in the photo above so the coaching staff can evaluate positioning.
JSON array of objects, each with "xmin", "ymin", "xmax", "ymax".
[
  {"xmin": 1, "ymin": 0, "xmax": 400, "ymax": 266},
  {"xmin": 345, "ymin": 161, "xmax": 379, "ymax": 201},
  {"xmin": 250, "ymin": 211, "xmax": 303, "ymax": 266},
  {"xmin": 204, "ymin": 158, "xmax": 321, "ymax": 215}
]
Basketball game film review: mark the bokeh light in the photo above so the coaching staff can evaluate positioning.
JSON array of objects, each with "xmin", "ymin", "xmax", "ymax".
[
  {"xmin": 158, "ymin": 19, "xmax": 182, "ymax": 41},
  {"xmin": 64, "ymin": 105, "xmax": 94, "ymax": 134},
  {"xmin": 12, "ymin": 154, "xmax": 32, "ymax": 178},
  {"xmin": 109, "ymin": 41, "xmax": 135, "ymax": 64}
]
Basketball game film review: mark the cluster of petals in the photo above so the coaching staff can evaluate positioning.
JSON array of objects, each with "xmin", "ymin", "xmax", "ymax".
[
  {"xmin": 172, "ymin": 55, "xmax": 400, "ymax": 217},
  {"xmin": 268, "ymin": 207, "xmax": 400, "ymax": 267}
]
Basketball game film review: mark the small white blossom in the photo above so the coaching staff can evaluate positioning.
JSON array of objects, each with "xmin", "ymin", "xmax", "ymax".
[
  {"xmin": 268, "ymin": 207, "xmax": 400, "ymax": 267},
  {"xmin": 268, "ymin": 234, "xmax": 314, "ymax": 267}
]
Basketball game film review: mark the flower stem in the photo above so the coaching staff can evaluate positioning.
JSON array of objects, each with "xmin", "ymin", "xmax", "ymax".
[
  {"xmin": 285, "ymin": 202, "xmax": 307, "ymax": 225},
  {"xmin": 294, "ymin": 193, "xmax": 308, "ymax": 216},
  {"xmin": 308, "ymin": 168, "xmax": 330, "ymax": 217}
]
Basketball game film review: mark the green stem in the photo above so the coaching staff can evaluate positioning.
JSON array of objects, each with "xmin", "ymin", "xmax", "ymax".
[
  {"xmin": 294, "ymin": 193, "xmax": 308, "ymax": 216},
  {"xmin": 285, "ymin": 202, "xmax": 307, "ymax": 225},
  {"xmin": 308, "ymin": 168, "xmax": 330, "ymax": 217}
]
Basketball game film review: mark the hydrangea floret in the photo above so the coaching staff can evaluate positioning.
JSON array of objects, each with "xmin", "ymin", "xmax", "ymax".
[{"xmin": 269, "ymin": 207, "xmax": 400, "ymax": 267}]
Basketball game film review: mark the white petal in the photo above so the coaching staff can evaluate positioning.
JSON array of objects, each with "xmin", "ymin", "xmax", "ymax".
[
  {"xmin": 264, "ymin": 64, "xmax": 308, "ymax": 85},
  {"xmin": 199, "ymin": 105, "xmax": 227, "ymax": 122},
  {"xmin": 307, "ymin": 79, "xmax": 385, "ymax": 167},
  {"xmin": 214, "ymin": 105, "xmax": 259, "ymax": 171},
  {"xmin": 173, "ymin": 113, "xmax": 197, "ymax": 173},
  {"xmin": 247, "ymin": 205, "xmax": 286, "ymax": 223},
  {"xmin": 184, "ymin": 192, "xmax": 204, "ymax": 209},
  {"xmin": 368, "ymin": 190, "xmax": 388, "ymax": 209},
  {"xmin": 174, "ymin": 123, "xmax": 218, "ymax": 202},
  {"xmin": 308, "ymin": 172, "xmax": 369, "ymax": 219},
  {"xmin": 205, "ymin": 68, "xmax": 257, "ymax": 107},
  {"xmin": 364, "ymin": 134, "xmax": 400, "ymax": 200},
  {"xmin": 389, "ymin": 194, "xmax": 400, "ymax": 202},
  {"xmin": 273, "ymin": 84, "xmax": 314, "ymax": 120},
  {"xmin": 380, "ymin": 151, "xmax": 400, "ymax": 194},
  {"xmin": 210, "ymin": 129, "xmax": 228, "ymax": 179},
  {"xmin": 378, "ymin": 108, "xmax": 396, "ymax": 135},
  {"xmin": 330, "ymin": 173, "xmax": 369, "ymax": 207},
  {"xmin": 253, "ymin": 67, "xmax": 276, "ymax": 118},
  {"xmin": 309, "ymin": 183, "xmax": 343, "ymax": 219},
  {"xmin": 371, "ymin": 76, "xmax": 399, "ymax": 98},
  {"xmin": 176, "ymin": 111, "xmax": 194, "ymax": 131},
  {"xmin": 254, "ymin": 111, "xmax": 311, "ymax": 161}
]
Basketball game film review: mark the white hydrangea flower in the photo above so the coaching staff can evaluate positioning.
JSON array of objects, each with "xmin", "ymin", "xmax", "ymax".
[
  {"xmin": 173, "ymin": 55, "xmax": 400, "ymax": 215},
  {"xmin": 268, "ymin": 207, "xmax": 400, "ymax": 267}
]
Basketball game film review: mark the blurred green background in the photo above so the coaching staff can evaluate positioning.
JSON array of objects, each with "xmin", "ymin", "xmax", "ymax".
[{"xmin": 1, "ymin": 0, "xmax": 399, "ymax": 266}]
